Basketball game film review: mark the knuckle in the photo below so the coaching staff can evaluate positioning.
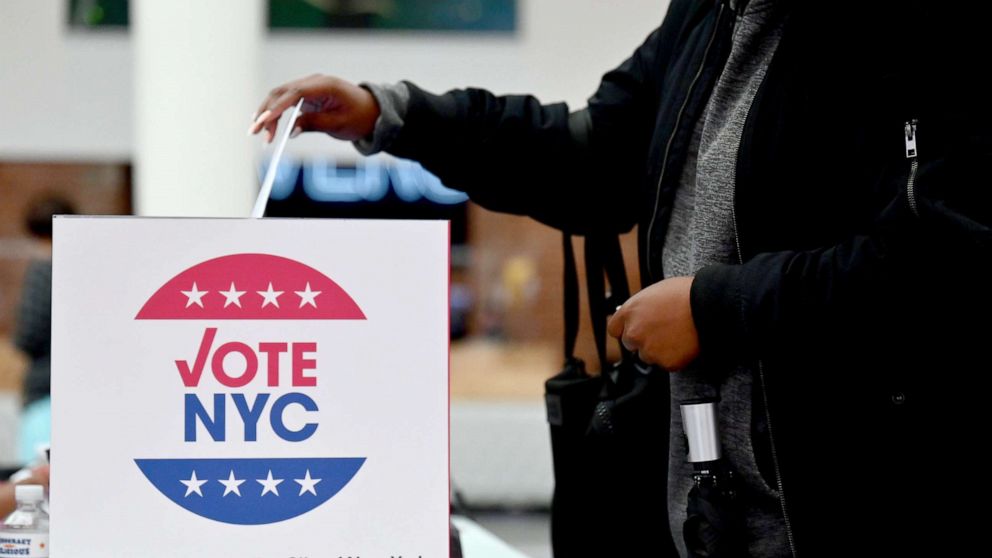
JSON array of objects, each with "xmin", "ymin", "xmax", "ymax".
[
  {"xmin": 621, "ymin": 334, "xmax": 639, "ymax": 351},
  {"xmin": 624, "ymin": 323, "xmax": 643, "ymax": 344}
]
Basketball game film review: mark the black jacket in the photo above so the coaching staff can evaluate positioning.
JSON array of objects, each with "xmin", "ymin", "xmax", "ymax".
[{"xmin": 385, "ymin": 0, "xmax": 992, "ymax": 554}]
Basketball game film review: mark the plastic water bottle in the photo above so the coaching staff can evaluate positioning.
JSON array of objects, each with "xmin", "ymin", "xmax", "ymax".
[{"xmin": 0, "ymin": 485, "xmax": 49, "ymax": 557}]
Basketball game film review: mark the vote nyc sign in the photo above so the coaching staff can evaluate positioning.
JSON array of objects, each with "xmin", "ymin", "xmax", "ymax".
[{"xmin": 51, "ymin": 218, "xmax": 449, "ymax": 557}]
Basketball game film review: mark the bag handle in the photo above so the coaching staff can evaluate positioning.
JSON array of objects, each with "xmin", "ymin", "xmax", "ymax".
[
  {"xmin": 583, "ymin": 234, "xmax": 631, "ymax": 373},
  {"xmin": 561, "ymin": 232, "xmax": 631, "ymax": 372},
  {"xmin": 562, "ymin": 233, "xmax": 580, "ymax": 361}
]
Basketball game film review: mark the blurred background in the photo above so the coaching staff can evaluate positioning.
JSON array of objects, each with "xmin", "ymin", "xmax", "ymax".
[{"xmin": 1, "ymin": 1, "xmax": 664, "ymax": 555}]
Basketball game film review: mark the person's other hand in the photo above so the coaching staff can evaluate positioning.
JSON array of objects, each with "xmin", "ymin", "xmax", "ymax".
[
  {"xmin": 607, "ymin": 276, "xmax": 699, "ymax": 371},
  {"xmin": 23, "ymin": 465, "xmax": 50, "ymax": 492},
  {"xmin": 249, "ymin": 74, "xmax": 381, "ymax": 143}
]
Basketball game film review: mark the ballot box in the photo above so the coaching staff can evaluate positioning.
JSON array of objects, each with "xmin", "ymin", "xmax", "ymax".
[{"xmin": 51, "ymin": 217, "xmax": 450, "ymax": 557}]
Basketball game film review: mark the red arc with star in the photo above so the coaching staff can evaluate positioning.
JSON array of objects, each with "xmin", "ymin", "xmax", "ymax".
[{"xmin": 135, "ymin": 253, "xmax": 365, "ymax": 320}]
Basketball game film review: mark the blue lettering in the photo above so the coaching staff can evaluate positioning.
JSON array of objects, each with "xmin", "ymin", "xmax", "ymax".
[
  {"xmin": 232, "ymin": 393, "xmax": 270, "ymax": 442},
  {"xmin": 388, "ymin": 160, "xmax": 468, "ymax": 204},
  {"xmin": 303, "ymin": 158, "xmax": 388, "ymax": 202},
  {"xmin": 185, "ymin": 393, "xmax": 225, "ymax": 442},
  {"xmin": 270, "ymin": 392, "xmax": 319, "ymax": 442},
  {"xmin": 183, "ymin": 392, "xmax": 319, "ymax": 442}
]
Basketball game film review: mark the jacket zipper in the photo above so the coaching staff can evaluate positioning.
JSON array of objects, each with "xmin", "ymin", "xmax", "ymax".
[
  {"xmin": 731, "ymin": 89, "xmax": 799, "ymax": 558},
  {"xmin": 645, "ymin": 1, "xmax": 727, "ymax": 282},
  {"xmin": 756, "ymin": 361, "xmax": 797, "ymax": 556},
  {"xmin": 905, "ymin": 119, "xmax": 920, "ymax": 216}
]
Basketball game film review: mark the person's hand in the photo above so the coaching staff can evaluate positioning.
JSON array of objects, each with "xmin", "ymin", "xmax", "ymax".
[
  {"xmin": 607, "ymin": 276, "xmax": 699, "ymax": 371},
  {"xmin": 249, "ymin": 74, "xmax": 381, "ymax": 143},
  {"xmin": 23, "ymin": 465, "xmax": 50, "ymax": 492}
]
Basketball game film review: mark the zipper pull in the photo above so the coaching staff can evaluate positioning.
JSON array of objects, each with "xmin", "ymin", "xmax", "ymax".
[{"xmin": 904, "ymin": 119, "xmax": 918, "ymax": 158}]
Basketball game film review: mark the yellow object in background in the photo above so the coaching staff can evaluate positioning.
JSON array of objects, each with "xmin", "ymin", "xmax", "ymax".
[{"xmin": 502, "ymin": 256, "xmax": 538, "ymax": 308}]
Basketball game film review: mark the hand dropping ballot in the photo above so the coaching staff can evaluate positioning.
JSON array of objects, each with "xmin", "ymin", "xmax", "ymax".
[{"xmin": 50, "ymin": 105, "xmax": 450, "ymax": 557}]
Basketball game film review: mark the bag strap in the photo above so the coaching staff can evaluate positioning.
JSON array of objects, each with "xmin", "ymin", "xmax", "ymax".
[
  {"xmin": 562, "ymin": 233, "xmax": 580, "ymax": 361},
  {"xmin": 583, "ymin": 234, "xmax": 631, "ymax": 373},
  {"xmin": 561, "ymin": 232, "xmax": 631, "ymax": 371},
  {"xmin": 602, "ymin": 234, "xmax": 631, "ymax": 307}
]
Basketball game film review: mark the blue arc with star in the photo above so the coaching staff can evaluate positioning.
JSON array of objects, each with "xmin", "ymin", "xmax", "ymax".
[{"xmin": 135, "ymin": 457, "xmax": 365, "ymax": 525}]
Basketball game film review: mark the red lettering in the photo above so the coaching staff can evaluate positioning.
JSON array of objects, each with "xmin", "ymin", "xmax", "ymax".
[
  {"xmin": 211, "ymin": 342, "xmax": 259, "ymax": 388},
  {"xmin": 292, "ymin": 342, "xmax": 318, "ymax": 387},
  {"xmin": 258, "ymin": 342, "xmax": 288, "ymax": 386},
  {"xmin": 175, "ymin": 327, "xmax": 217, "ymax": 387},
  {"xmin": 176, "ymin": 329, "xmax": 318, "ymax": 388}
]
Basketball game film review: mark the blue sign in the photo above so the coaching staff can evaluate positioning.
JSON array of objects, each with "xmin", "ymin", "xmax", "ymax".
[{"xmin": 261, "ymin": 157, "xmax": 469, "ymax": 205}]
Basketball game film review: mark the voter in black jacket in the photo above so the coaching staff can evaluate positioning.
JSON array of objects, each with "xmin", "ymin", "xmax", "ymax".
[{"xmin": 251, "ymin": 1, "xmax": 991, "ymax": 555}]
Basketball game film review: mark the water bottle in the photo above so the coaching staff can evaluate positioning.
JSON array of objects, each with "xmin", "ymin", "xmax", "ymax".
[
  {"xmin": 0, "ymin": 485, "xmax": 49, "ymax": 557},
  {"xmin": 680, "ymin": 399, "xmax": 745, "ymax": 558}
]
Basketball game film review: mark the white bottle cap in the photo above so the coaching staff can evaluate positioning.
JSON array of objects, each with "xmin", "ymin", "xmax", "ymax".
[
  {"xmin": 14, "ymin": 484, "xmax": 45, "ymax": 503},
  {"xmin": 680, "ymin": 400, "xmax": 722, "ymax": 463}
]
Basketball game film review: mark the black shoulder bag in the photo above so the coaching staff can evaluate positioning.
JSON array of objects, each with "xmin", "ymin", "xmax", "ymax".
[{"xmin": 544, "ymin": 233, "xmax": 678, "ymax": 557}]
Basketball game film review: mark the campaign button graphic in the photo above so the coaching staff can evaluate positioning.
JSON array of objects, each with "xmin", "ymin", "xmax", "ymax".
[
  {"xmin": 135, "ymin": 458, "xmax": 366, "ymax": 525},
  {"xmin": 134, "ymin": 253, "xmax": 366, "ymax": 525}
]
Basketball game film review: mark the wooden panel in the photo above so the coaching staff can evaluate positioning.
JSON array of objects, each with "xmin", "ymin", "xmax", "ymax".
[{"xmin": 0, "ymin": 162, "xmax": 131, "ymax": 337}]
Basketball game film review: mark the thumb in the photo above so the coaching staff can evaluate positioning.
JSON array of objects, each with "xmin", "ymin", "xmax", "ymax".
[{"xmin": 607, "ymin": 307, "xmax": 625, "ymax": 340}]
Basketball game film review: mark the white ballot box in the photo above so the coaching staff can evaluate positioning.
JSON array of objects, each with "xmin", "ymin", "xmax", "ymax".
[{"xmin": 51, "ymin": 217, "xmax": 450, "ymax": 557}]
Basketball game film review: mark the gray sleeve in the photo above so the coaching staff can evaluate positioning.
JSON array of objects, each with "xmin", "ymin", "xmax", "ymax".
[{"xmin": 353, "ymin": 81, "xmax": 411, "ymax": 155}]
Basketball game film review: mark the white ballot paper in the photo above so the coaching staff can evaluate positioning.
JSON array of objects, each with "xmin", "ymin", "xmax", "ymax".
[
  {"xmin": 253, "ymin": 98, "xmax": 303, "ymax": 219},
  {"xmin": 51, "ymin": 217, "xmax": 450, "ymax": 557}
]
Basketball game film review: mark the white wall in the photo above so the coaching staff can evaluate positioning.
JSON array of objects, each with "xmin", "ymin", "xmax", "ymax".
[
  {"xmin": 0, "ymin": 1, "xmax": 133, "ymax": 161},
  {"xmin": 1, "ymin": 0, "xmax": 668, "ymax": 163}
]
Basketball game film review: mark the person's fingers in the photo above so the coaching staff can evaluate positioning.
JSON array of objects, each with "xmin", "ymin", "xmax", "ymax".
[
  {"xmin": 607, "ymin": 308, "xmax": 625, "ymax": 340},
  {"xmin": 634, "ymin": 346, "xmax": 657, "ymax": 366},
  {"xmin": 252, "ymin": 76, "xmax": 333, "ymax": 137},
  {"xmin": 250, "ymin": 88, "xmax": 299, "ymax": 135},
  {"xmin": 609, "ymin": 305, "xmax": 646, "ymax": 355},
  {"xmin": 257, "ymin": 109, "xmax": 318, "ymax": 144},
  {"xmin": 251, "ymin": 84, "xmax": 288, "ymax": 135},
  {"xmin": 621, "ymin": 336, "xmax": 638, "ymax": 353},
  {"xmin": 265, "ymin": 108, "xmax": 333, "ymax": 143},
  {"xmin": 29, "ymin": 465, "xmax": 50, "ymax": 489},
  {"xmin": 254, "ymin": 82, "xmax": 291, "ymax": 123},
  {"xmin": 252, "ymin": 100, "xmax": 273, "ymax": 128},
  {"xmin": 263, "ymin": 118, "xmax": 279, "ymax": 143},
  {"xmin": 261, "ymin": 101, "xmax": 307, "ymax": 143}
]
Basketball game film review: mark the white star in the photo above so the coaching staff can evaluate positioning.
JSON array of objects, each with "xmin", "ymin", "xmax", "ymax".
[
  {"xmin": 219, "ymin": 282, "xmax": 246, "ymax": 308},
  {"xmin": 257, "ymin": 283, "xmax": 284, "ymax": 308},
  {"xmin": 181, "ymin": 283, "xmax": 208, "ymax": 308},
  {"xmin": 218, "ymin": 470, "xmax": 245, "ymax": 497},
  {"xmin": 257, "ymin": 470, "xmax": 283, "ymax": 497},
  {"xmin": 294, "ymin": 469, "xmax": 322, "ymax": 496},
  {"xmin": 295, "ymin": 282, "xmax": 322, "ymax": 308},
  {"xmin": 180, "ymin": 470, "xmax": 207, "ymax": 497}
]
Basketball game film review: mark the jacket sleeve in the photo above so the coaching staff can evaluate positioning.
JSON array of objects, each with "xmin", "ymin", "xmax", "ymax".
[
  {"xmin": 382, "ymin": 0, "xmax": 694, "ymax": 234},
  {"xmin": 689, "ymin": 3, "xmax": 992, "ymax": 371},
  {"xmin": 689, "ymin": 32, "xmax": 992, "ymax": 373}
]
